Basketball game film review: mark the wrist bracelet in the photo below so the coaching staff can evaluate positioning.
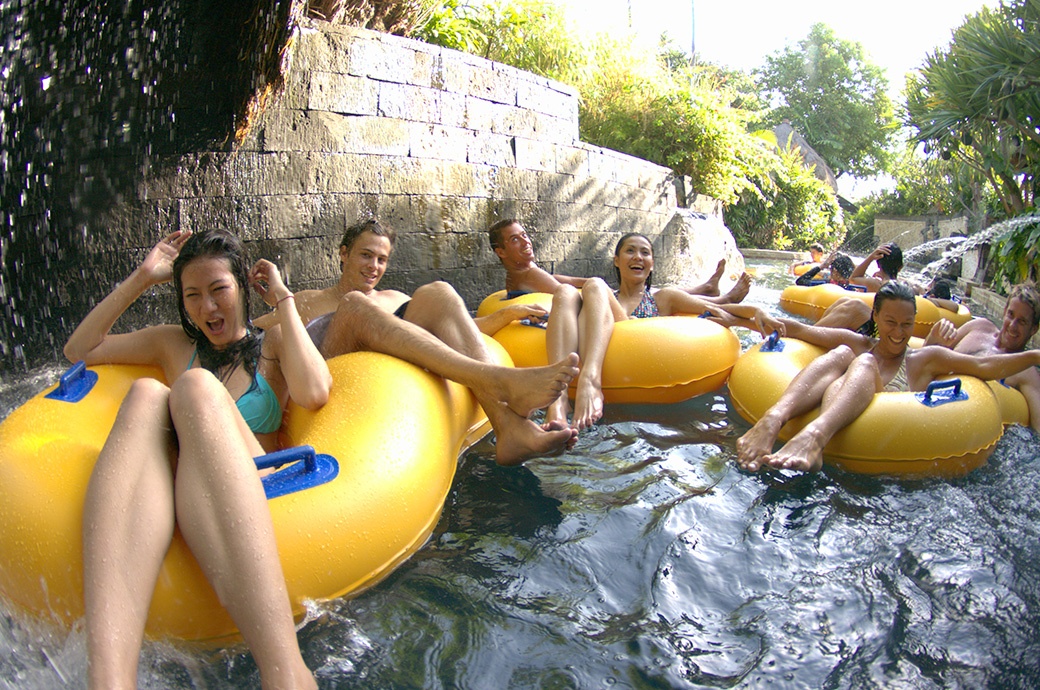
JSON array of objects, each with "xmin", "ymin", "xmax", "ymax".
[{"xmin": 276, "ymin": 293, "xmax": 295, "ymax": 306}]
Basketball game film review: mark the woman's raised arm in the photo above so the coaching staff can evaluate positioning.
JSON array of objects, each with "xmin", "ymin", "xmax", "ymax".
[
  {"xmin": 251, "ymin": 259, "xmax": 331, "ymax": 410},
  {"xmin": 64, "ymin": 230, "xmax": 192, "ymax": 365}
]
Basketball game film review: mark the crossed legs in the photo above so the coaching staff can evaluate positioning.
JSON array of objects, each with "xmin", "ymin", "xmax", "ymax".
[
  {"xmin": 320, "ymin": 285, "xmax": 579, "ymax": 464},
  {"xmin": 544, "ymin": 278, "xmax": 614, "ymax": 430},
  {"xmin": 83, "ymin": 372, "xmax": 315, "ymax": 690},
  {"xmin": 736, "ymin": 345, "xmax": 882, "ymax": 472}
]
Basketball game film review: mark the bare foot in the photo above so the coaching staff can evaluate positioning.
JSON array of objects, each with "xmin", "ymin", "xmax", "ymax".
[
  {"xmin": 494, "ymin": 415, "xmax": 577, "ymax": 466},
  {"xmin": 721, "ymin": 272, "xmax": 751, "ymax": 304},
  {"xmin": 761, "ymin": 429, "xmax": 825, "ymax": 472},
  {"xmin": 544, "ymin": 394, "xmax": 571, "ymax": 429},
  {"xmin": 571, "ymin": 373, "xmax": 605, "ymax": 431},
  {"xmin": 543, "ymin": 419, "xmax": 579, "ymax": 451},
  {"xmin": 697, "ymin": 259, "xmax": 725, "ymax": 296},
  {"xmin": 735, "ymin": 414, "xmax": 783, "ymax": 471},
  {"xmin": 488, "ymin": 353, "xmax": 580, "ymax": 417}
]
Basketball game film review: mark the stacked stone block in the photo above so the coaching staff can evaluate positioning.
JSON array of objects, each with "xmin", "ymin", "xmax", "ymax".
[{"xmin": 119, "ymin": 22, "xmax": 705, "ymax": 309}]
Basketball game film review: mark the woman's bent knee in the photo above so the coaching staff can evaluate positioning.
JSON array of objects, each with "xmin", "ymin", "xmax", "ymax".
[
  {"xmin": 582, "ymin": 277, "xmax": 609, "ymax": 297},
  {"xmin": 169, "ymin": 368, "xmax": 226, "ymax": 418},
  {"xmin": 552, "ymin": 284, "xmax": 580, "ymax": 308},
  {"xmin": 114, "ymin": 378, "xmax": 171, "ymax": 424}
]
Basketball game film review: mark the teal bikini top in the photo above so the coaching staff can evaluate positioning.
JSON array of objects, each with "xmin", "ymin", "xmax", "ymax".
[{"xmin": 186, "ymin": 350, "xmax": 283, "ymax": 434}]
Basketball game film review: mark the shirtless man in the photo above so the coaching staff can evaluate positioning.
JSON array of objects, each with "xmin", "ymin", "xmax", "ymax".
[
  {"xmin": 257, "ymin": 219, "xmax": 579, "ymax": 465},
  {"xmin": 488, "ymin": 219, "xmax": 614, "ymax": 431},
  {"xmin": 929, "ymin": 282, "xmax": 1040, "ymax": 432}
]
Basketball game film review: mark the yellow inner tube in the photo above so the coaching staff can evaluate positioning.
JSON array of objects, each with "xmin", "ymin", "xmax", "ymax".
[
  {"xmin": 0, "ymin": 343, "xmax": 505, "ymax": 641},
  {"xmin": 728, "ymin": 338, "xmax": 1007, "ymax": 478},
  {"xmin": 477, "ymin": 290, "xmax": 740, "ymax": 403},
  {"xmin": 779, "ymin": 284, "xmax": 943, "ymax": 339}
]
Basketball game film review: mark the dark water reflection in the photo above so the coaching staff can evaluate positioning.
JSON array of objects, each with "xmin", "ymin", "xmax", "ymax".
[{"xmin": 2, "ymin": 263, "xmax": 1040, "ymax": 688}]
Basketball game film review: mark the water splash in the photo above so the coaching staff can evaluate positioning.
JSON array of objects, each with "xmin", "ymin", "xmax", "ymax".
[
  {"xmin": 902, "ymin": 235, "xmax": 967, "ymax": 265},
  {"xmin": 916, "ymin": 212, "xmax": 1040, "ymax": 280}
]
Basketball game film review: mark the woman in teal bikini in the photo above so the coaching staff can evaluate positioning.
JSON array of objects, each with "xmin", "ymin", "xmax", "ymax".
[{"xmin": 64, "ymin": 229, "xmax": 329, "ymax": 689}]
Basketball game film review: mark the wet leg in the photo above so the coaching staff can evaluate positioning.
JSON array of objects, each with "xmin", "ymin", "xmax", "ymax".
[
  {"xmin": 719, "ymin": 272, "xmax": 752, "ymax": 303},
  {"xmin": 736, "ymin": 345, "xmax": 857, "ymax": 471},
  {"xmin": 325, "ymin": 293, "xmax": 578, "ymax": 418},
  {"xmin": 544, "ymin": 285, "xmax": 581, "ymax": 427},
  {"xmin": 403, "ymin": 282, "xmax": 577, "ymax": 463},
  {"xmin": 83, "ymin": 379, "xmax": 176, "ymax": 690},
  {"xmin": 763, "ymin": 354, "xmax": 881, "ymax": 472},
  {"xmin": 817, "ymin": 297, "xmax": 873, "ymax": 331},
  {"xmin": 572, "ymin": 278, "xmax": 613, "ymax": 430},
  {"xmin": 170, "ymin": 370, "xmax": 315, "ymax": 690},
  {"xmin": 684, "ymin": 259, "xmax": 726, "ymax": 296}
]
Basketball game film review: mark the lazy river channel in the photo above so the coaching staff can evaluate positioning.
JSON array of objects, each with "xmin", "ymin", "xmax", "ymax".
[{"xmin": 1, "ymin": 261, "xmax": 1039, "ymax": 689}]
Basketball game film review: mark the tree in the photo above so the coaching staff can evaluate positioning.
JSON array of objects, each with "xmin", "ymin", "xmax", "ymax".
[
  {"xmin": 725, "ymin": 144, "xmax": 845, "ymax": 251},
  {"xmin": 904, "ymin": 0, "xmax": 1039, "ymax": 217},
  {"xmin": 756, "ymin": 23, "xmax": 897, "ymax": 179},
  {"xmin": 416, "ymin": 3, "xmax": 844, "ymax": 248}
]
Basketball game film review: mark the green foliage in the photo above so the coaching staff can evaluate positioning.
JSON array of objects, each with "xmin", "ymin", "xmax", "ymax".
[
  {"xmin": 413, "ymin": 0, "xmax": 484, "ymax": 52},
  {"xmin": 725, "ymin": 146, "xmax": 844, "ymax": 250},
  {"xmin": 574, "ymin": 37, "xmax": 766, "ymax": 204},
  {"xmin": 904, "ymin": 1, "xmax": 1039, "ymax": 217},
  {"xmin": 757, "ymin": 23, "xmax": 897, "ymax": 179},
  {"xmin": 846, "ymin": 149, "xmax": 995, "ymax": 241},
  {"xmin": 415, "ymin": 0, "xmax": 579, "ymax": 79},
  {"xmin": 990, "ymin": 213, "xmax": 1040, "ymax": 291},
  {"xmin": 905, "ymin": 0, "xmax": 1039, "ymax": 287}
]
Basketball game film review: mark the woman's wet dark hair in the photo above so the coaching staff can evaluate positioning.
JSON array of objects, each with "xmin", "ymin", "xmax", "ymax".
[
  {"xmin": 831, "ymin": 253, "xmax": 854, "ymax": 280},
  {"xmin": 878, "ymin": 243, "xmax": 903, "ymax": 279},
  {"xmin": 613, "ymin": 232, "xmax": 653, "ymax": 288},
  {"xmin": 928, "ymin": 278, "xmax": 953, "ymax": 300},
  {"xmin": 872, "ymin": 280, "xmax": 916, "ymax": 316},
  {"xmin": 172, "ymin": 230, "xmax": 261, "ymax": 384}
]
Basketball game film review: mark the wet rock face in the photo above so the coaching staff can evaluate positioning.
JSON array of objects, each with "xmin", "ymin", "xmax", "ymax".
[
  {"xmin": 2, "ymin": 13, "xmax": 734, "ymax": 375},
  {"xmin": 1, "ymin": 0, "xmax": 295, "ymax": 371}
]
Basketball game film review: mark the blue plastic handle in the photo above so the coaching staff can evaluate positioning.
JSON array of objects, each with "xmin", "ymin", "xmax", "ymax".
[
  {"xmin": 45, "ymin": 360, "xmax": 99, "ymax": 403},
  {"xmin": 760, "ymin": 330, "xmax": 785, "ymax": 352},
  {"xmin": 844, "ymin": 284, "xmax": 868, "ymax": 292},
  {"xmin": 697, "ymin": 309, "xmax": 715, "ymax": 319},
  {"xmin": 915, "ymin": 378, "xmax": 968, "ymax": 407},
  {"xmin": 256, "ymin": 445, "xmax": 339, "ymax": 499}
]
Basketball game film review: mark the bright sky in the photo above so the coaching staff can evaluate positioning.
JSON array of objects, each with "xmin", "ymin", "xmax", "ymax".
[
  {"xmin": 555, "ymin": 0, "xmax": 992, "ymax": 94},
  {"xmin": 552, "ymin": 0, "xmax": 994, "ymax": 198}
]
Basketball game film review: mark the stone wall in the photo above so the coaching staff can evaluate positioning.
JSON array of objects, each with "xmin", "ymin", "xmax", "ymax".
[
  {"xmin": 874, "ymin": 214, "xmax": 969, "ymax": 249},
  {"xmin": 105, "ymin": 21, "xmax": 738, "ymax": 313}
]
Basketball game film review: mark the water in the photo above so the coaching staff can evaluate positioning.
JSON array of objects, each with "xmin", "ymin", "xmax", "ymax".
[
  {"xmin": 2, "ymin": 261, "xmax": 1039, "ymax": 689},
  {"xmin": 901, "ymin": 236, "xmax": 966, "ymax": 266},
  {"xmin": 912, "ymin": 213, "xmax": 1040, "ymax": 282}
]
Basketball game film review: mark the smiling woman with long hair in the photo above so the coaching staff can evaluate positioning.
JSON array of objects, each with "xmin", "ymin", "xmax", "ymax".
[{"xmin": 64, "ymin": 229, "xmax": 330, "ymax": 690}]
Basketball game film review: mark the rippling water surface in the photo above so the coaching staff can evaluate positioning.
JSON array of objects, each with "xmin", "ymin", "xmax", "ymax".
[{"xmin": 2, "ymin": 262, "xmax": 1039, "ymax": 689}]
